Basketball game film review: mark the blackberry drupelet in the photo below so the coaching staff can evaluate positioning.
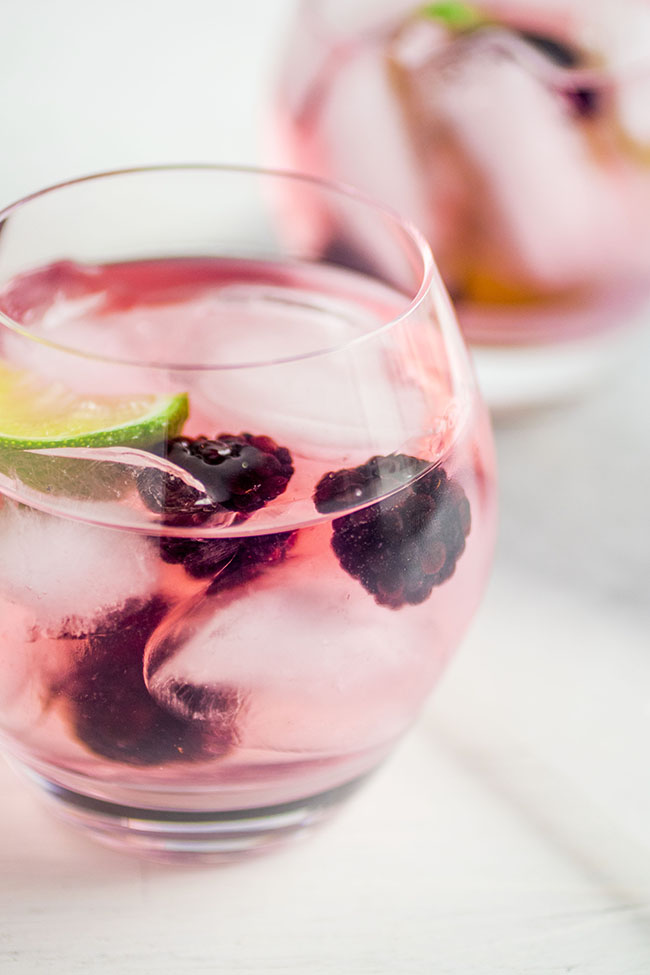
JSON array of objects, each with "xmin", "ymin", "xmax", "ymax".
[{"xmin": 314, "ymin": 456, "xmax": 471, "ymax": 609}]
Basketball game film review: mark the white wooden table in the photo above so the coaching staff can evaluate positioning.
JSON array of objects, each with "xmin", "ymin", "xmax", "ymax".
[{"xmin": 1, "ymin": 2, "xmax": 650, "ymax": 971}]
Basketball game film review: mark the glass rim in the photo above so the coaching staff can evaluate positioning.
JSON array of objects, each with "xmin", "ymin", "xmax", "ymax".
[{"xmin": 0, "ymin": 162, "xmax": 439, "ymax": 372}]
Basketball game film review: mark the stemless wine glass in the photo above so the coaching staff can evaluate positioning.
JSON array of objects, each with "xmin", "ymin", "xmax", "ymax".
[
  {"xmin": 274, "ymin": 0, "xmax": 650, "ymax": 408},
  {"xmin": 0, "ymin": 165, "xmax": 496, "ymax": 861}
]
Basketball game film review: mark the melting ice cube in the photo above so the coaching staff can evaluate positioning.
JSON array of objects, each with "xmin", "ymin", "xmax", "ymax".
[
  {"xmin": 310, "ymin": 34, "xmax": 430, "ymax": 248},
  {"xmin": 189, "ymin": 282, "xmax": 431, "ymax": 463},
  {"xmin": 144, "ymin": 541, "xmax": 445, "ymax": 755},
  {"xmin": 0, "ymin": 501, "xmax": 159, "ymax": 634}
]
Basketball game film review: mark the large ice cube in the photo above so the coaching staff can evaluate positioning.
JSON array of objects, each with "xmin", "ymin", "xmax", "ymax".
[
  {"xmin": 0, "ymin": 501, "xmax": 159, "ymax": 633},
  {"xmin": 0, "ymin": 602, "xmax": 34, "ymax": 708},
  {"xmin": 312, "ymin": 35, "xmax": 430, "ymax": 242},
  {"xmin": 0, "ymin": 262, "xmax": 170, "ymax": 396},
  {"xmin": 144, "ymin": 535, "xmax": 446, "ymax": 755},
  {"xmin": 189, "ymin": 283, "xmax": 432, "ymax": 463},
  {"xmin": 0, "ymin": 599, "xmax": 75, "ymax": 732},
  {"xmin": 1, "ymin": 303, "xmax": 165, "ymax": 399}
]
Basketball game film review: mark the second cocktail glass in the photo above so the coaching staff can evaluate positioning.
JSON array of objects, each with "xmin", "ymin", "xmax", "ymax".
[{"xmin": 276, "ymin": 0, "xmax": 650, "ymax": 407}]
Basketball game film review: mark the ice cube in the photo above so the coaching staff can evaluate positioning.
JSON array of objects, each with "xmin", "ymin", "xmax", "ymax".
[
  {"xmin": 0, "ymin": 263, "xmax": 173, "ymax": 396},
  {"xmin": 189, "ymin": 285, "xmax": 431, "ymax": 462},
  {"xmin": 1, "ymin": 310, "xmax": 164, "ymax": 399},
  {"xmin": 0, "ymin": 502, "xmax": 159, "ymax": 634},
  {"xmin": 310, "ymin": 35, "xmax": 431, "ymax": 248},
  {"xmin": 0, "ymin": 602, "xmax": 35, "ymax": 708},
  {"xmin": 0, "ymin": 598, "xmax": 75, "ymax": 731},
  {"xmin": 144, "ymin": 537, "xmax": 445, "ymax": 755}
]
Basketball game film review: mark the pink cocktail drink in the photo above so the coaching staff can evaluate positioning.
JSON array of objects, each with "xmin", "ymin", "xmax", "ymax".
[
  {"xmin": 0, "ymin": 167, "xmax": 495, "ymax": 859},
  {"xmin": 276, "ymin": 0, "xmax": 650, "ymax": 405}
]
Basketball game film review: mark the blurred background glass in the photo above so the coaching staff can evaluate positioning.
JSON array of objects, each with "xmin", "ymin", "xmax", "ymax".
[{"xmin": 274, "ymin": 0, "xmax": 650, "ymax": 408}]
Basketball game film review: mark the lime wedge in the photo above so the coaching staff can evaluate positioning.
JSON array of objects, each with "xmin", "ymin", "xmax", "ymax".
[
  {"xmin": 0, "ymin": 362, "xmax": 188, "ymax": 498},
  {"xmin": 0, "ymin": 362, "xmax": 188, "ymax": 450}
]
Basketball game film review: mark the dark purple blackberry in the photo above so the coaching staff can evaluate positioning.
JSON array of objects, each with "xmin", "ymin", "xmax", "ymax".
[
  {"xmin": 136, "ymin": 466, "xmax": 221, "ymax": 527},
  {"xmin": 143, "ymin": 431, "xmax": 296, "ymax": 588},
  {"xmin": 62, "ymin": 598, "xmax": 237, "ymax": 765},
  {"xmin": 137, "ymin": 432, "xmax": 294, "ymax": 523},
  {"xmin": 159, "ymin": 535, "xmax": 241, "ymax": 579},
  {"xmin": 169, "ymin": 433, "xmax": 293, "ymax": 514},
  {"xmin": 157, "ymin": 528, "xmax": 296, "ymax": 589},
  {"xmin": 314, "ymin": 456, "xmax": 471, "ymax": 609},
  {"xmin": 313, "ymin": 453, "xmax": 427, "ymax": 513},
  {"xmin": 207, "ymin": 531, "xmax": 297, "ymax": 594}
]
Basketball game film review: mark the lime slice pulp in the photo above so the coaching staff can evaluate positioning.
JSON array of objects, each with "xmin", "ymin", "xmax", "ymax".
[{"xmin": 0, "ymin": 361, "xmax": 188, "ymax": 451}]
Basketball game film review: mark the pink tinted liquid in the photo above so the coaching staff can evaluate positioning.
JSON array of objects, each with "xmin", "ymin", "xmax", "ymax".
[{"xmin": 0, "ymin": 258, "xmax": 495, "ymax": 811}]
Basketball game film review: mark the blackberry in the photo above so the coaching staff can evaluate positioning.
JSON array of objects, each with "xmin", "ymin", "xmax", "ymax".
[
  {"xmin": 137, "ymin": 432, "xmax": 294, "ymax": 523},
  {"xmin": 159, "ymin": 535, "xmax": 241, "ymax": 579},
  {"xmin": 62, "ymin": 598, "xmax": 237, "ymax": 765},
  {"xmin": 136, "ymin": 466, "xmax": 220, "ymax": 527},
  {"xmin": 313, "ymin": 453, "xmax": 427, "ymax": 513},
  {"xmin": 138, "ymin": 433, "xmax": 294, "ymax": 514},
  {"xmin": 207, "ymin": 531, "xmax": 297, "ymax": 594},
  {"xmin": 314, "ymin": 456, "xmax": 471, "ymax": 609},
  {"xmin": 140, "ymin": 430, "xmax": 296, "ymax": 590},
  {"xmin": 157, "ymin": 528, "xmax": 295, "ymax": 584}
]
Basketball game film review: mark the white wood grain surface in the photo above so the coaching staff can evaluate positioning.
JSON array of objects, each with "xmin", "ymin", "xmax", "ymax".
[{"xmin": 1, "ymin": 2, "xmax": 649, "ymax": 971}]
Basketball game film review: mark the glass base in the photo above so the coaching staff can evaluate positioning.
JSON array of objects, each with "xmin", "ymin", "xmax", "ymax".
[
  {"xmin": 471, "ymin": 329, "xmax": 630, "ymax": 414},
  {"xmin": 18, "ymin": 764, "xmax": 370, "ymax": 863}
]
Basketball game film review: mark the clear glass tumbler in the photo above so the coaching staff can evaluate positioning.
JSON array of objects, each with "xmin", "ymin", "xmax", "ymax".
[
  {"xmin": 0, "ymin": 165, "xmax": 496, "ymax": 860},
  {"xmin": 275, "ymin": 0, "xmax": 650, "ymax": 408}
]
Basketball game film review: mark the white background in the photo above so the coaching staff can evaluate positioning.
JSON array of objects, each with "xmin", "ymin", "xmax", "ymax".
[
  {"xmin": 0, "ymin": 0, "xmax": 292, "ymax": 204},
  {"xmin": 1, "ymin": 1, "xmax": 650, "ymax": 972}
]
